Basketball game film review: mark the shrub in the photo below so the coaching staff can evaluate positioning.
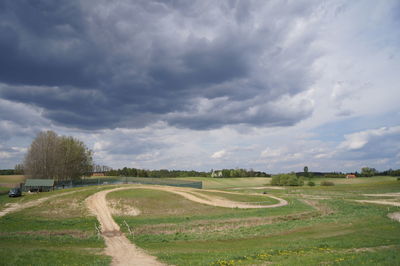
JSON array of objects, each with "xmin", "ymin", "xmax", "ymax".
[
  {"xmin": 397, "ymin": 177, "xmax": 400, "ymax": 181},
  {"xmin": 271, "ymin": 174, "xmax": 304, "ymax": 186},
  {"xmin": 320, "ymin": 181, "xmax": 335, "ymax": 186},
  {"xmin": 307, "ymin": 181, "xmax": 315, "ymax": 186}
]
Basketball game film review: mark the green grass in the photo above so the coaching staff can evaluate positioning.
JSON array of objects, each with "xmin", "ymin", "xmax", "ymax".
[
  {"xmin": 130, "ymin": 199, "xmax": 400, "ymax": 265},
  {"xmin": 175, "ymin": 177, "xmax": 272, "ymax": 189},
  {"xmin": 1, "ymin": 177, "xmax": 399, "ymax": 265},
  {"xmin": 0, "ymin": 247, "xmax": 110, "ymax": 266},
  {"xmin": 0, "ymin": 186, "xmax": 112, "ymax": 265},
  {"xmin": 193, "ymin": 190, "xmax": 280, "ymax": 205},
  {"xmin": 108, "ymin": 179, "xmax": 400, "ymax": 266}
]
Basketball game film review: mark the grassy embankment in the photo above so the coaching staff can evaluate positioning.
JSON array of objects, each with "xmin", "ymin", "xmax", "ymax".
[
  {"xmin": 0, "ymin": 186, "xmax": 111, "ymax": 265},
  {"xmin": 0, "ymin": 175, "xmax": 399, "ymax": 265},
  {"xmin": 109, "ymin": 176, "xmax": 400, "ymax": 265}
]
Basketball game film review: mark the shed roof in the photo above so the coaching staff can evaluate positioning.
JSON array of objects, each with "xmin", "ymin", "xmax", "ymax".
[{"xmin": 25, "ymin": 179, "xmax": 54, "ymax": 187}]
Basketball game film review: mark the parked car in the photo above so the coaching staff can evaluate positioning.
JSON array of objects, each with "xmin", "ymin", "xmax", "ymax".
[{"xmin": 8, "ymin": 188, "xmax": 22, "ymax": 197}]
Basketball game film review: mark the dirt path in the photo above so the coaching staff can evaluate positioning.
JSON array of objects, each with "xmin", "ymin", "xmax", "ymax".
[
  {"xmin": 86, "ymin": 185, "xmax": 288, "ymax": 265},
  {"xmin": 0, "ymin": 190, "xmax": 80, "ymax": 218},
  {"xmin": 136, "ymin": 185, "xmax": 288, "ymax": 209},
  {"xmin": 362, "ymin": 192, "xmax": 400, "ymax": 197},
  {"xmin": 355, "ymin": 199, "xmax": 400, "ymax": 223},
  {"xmin": 230, "ymin": 186, "xmax": 285, "ymax": 190},
  {"xmin": 388, "ymin": 212, "xmax": 400, "ymax": 222},
  {"xmin": 355, "ymin": 200, "xmax": 400, "ymax": 207},
  {"xmin": 86, "ymin": 188, "xmax": 164, "ymax": 266}
]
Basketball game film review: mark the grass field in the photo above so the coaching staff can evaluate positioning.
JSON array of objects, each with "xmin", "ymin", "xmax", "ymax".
[
  {"xmin": 175, "ymin": 177, "xmax": 272, "ymax": 189},
  {"xmin": 0, "ymin": 176, "xmax": 399, "ymax": 265},
  {"xmin": 0, "ymin": 186, "xmax": 112, "ymax": 265},
  {"xmin": 0, "ymin": 175, "xmax": 25, "ymax": 184}
]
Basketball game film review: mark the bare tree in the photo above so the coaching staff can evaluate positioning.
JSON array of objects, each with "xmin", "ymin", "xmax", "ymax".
[{"xmin": 24, "ymin": 131, "xmax": 93, "ymax": 181}]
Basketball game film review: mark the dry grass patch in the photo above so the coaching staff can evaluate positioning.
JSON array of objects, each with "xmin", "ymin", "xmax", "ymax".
[
  {"xmin": 108, "ymin": 198, "xmax": 141, "ymax": 216},
  {"xmin": 132, "ymin": 210, "xmax": 324, "ymax": 236},
  {"xmin": 0, "ymin": 229, "xmax": 92, "ymax": 239}
]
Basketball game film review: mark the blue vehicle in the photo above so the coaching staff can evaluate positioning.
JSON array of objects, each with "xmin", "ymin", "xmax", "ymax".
[{"xmin": 8, "ymin": 188, "xmax": 22, "ymax": 197}]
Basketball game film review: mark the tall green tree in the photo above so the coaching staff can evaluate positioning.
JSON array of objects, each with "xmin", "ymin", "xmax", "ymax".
[
  {"xmin": 24, "ymin": 131, "xmax": 93, "ymax": 181},
  {"xmin": 360, "ymin": 167, "xmax": 377, "ymax": 177},
  {"xmin": 304, "ymin": 166, "xmax": 309, "ymax": 177}
]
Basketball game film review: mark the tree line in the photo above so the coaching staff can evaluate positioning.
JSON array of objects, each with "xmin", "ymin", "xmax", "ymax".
[
  {"xmin": 104, "ymin": 168, "xmax": 270, "ymax": 178},
  {"xmin": 105, "ymin": 167, "xmax": 210, "ymax": 178},
  {"xmin": 3, "ymin": 131, "xmax": 400, "ymax": 181},
  {"xmin": 296, "ymin": 166, "xmax": 400, "ymax": 178}
]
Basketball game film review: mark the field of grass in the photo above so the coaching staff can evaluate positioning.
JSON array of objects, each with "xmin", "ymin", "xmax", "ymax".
[
  {"xmin": 0, "ymin": 175, "xmax": 25, "ymax": 184},
  {"xmin": 0, "ymin": 176, "xmax": 399, "ymax": 265},
  {"xmin": 191, "ymin": 190, "xmax": 280, "ymax": 205},
  {"xmin": 175, "ymin": 177, "xmax": 272, "ymax": 189},
  {"xmin": 0, "ymin": 186, "xmax": 112, "ymax": 265},
  {"xmin": 110, "ymin": 177, "xmax": 400, "ymax": 265}
]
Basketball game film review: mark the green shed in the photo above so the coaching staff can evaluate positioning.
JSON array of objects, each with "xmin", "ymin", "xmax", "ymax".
[{"xmin": 24, "ymin": 179, "xmax": 55, "ymax": 192}]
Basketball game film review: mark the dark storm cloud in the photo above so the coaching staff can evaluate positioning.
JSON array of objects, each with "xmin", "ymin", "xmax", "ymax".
[
  {"xmin": 0, "ymin": 0, "xmax": 104, "ymax": 87},
  {"xmin": 0, "ymin": 0, "xmax": 319, "ymax": 130}
]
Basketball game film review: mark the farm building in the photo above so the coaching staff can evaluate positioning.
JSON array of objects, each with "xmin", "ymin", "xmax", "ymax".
[
  {"xmin": 91, "ymin": 172, "xmax": 106, "ymax": 177},
  {"xmin": 346, "ymin": 174, "xmax": 357, "ymax": 179},
  {"xmin": 211, "ymin": 170, "xmax": 223, "ymax": 177},
  {"xmin": 24, "ymin": 179, "xmax": 55, "ymax": 192}
]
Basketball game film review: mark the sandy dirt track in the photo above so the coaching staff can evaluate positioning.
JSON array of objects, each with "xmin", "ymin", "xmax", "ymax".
[
  {"xmin": 0, "ymin": 190, "xmax": 79, "ymax": 218},
  {"xmin": 388, "ymin": 212, "xmax": 400, "ymax": 222},
  {"xmin": 355, "ymin": 198, "xmax": 400, "ymax": 223},
  {"xmin": 86, "ymin": 185, "xmax": 289, "ymax": 265},
  {"xmin": 86, "ymin": 187, "xmax": 164, "ymax": 266},
  {"xmin": 230, "ymin": 186, "xmax": 285, "ymax": 190},
  {"xmin": 154, "ymin": 186, "xmax": 288, "ymax": 208},
  {"xmin": 355, "ymin": 200, "xmax": 400, "ymax": 207}
]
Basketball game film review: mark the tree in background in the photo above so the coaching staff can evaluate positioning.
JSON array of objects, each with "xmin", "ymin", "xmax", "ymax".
[
  {"xmin": 360, "ymin": 167, "xmax": 378, "ymax": 177},
  {"xmin": 23, "ymin": 131, "xmax": 93, "ymax": 181},
  {"xmin": 304, "ymin": 166, "xmax": 309, "ymax": 177},
  {"xmin": 14, "ymin": 164, "xmax": 24, "ymax": 175},
  {"xmin": 271, "ymin": 173, "xmax": 304, "ymax": 186}
]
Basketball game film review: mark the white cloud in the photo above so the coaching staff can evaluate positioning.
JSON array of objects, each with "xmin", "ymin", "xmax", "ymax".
[
  {"xmin": 260, "ymin": 147, "xmax": 284, "ymax": 158},
  {"xmin": 211, "ymin": 150, "xmax": 227, "ymax": 159},
  {"xmin": 340, "ymin": 126, "xmax": 400, "ymax": 151}
]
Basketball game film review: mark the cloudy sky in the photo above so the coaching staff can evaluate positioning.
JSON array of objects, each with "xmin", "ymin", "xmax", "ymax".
[{"xmin": 0, "ymin": 0, "xmax": 399, "ymax": 173}]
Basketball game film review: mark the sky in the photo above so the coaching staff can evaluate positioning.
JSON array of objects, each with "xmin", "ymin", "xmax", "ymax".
[{"xmin": 0, "ymin": 0, "xmax": 399, "ymax": 173}]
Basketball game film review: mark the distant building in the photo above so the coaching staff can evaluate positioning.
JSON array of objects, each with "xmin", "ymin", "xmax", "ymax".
[
  {"xmin": 91, "ymin": 172, "xmax": 106, "ymax": 177},
  {"xmin": 211, "ymin": 170, "xmax": 223, "ymax": 177},
  {"xmin": 346, "ymin": 174, "xmax": 356, "ymax": 179}
]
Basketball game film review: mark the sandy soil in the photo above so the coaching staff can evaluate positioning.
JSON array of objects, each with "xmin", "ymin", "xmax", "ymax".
[
  {"xmin": 86, "ymin": 185, "xmax": 289, "ymax": 265},
  {"xmin": 230, "ymin": 186, "xmax": 285, "ymax": 190},
  {"xmin": 139, "ymin": 185, "xmax": 288, "ymax": 208},
  {"xmin": 355, "ymin": 200, "xmax": 400, "ymax": 207},
  {"xmin": 0, "ymin": 190, "xmax": 79, "ymax": 218},
  {"xmin": 86, "ymin": 188, "xmax": 164, "ymax": 266},
  {"xmin": 362, "ymin": 193, "xmax": 400, "ymax": 197},
  {"xmin": 388, "ymin": 212, "xmax": 400, "ymax": 222}
]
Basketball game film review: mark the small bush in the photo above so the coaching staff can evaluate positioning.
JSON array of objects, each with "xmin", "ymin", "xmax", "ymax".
[
  {"xmin": 397, "ymin": 177, "xmax": 400, "ymax": 181},
  {"xmin": 320, "ymin": 181, "xmax": 335, "ymax": 186},
  {"xmin": 307, "ymin": 181, "xmax": 315, "ymax": 186},
  {"xmin": 271, "ymin": 174, "xmax": 304, "ymax": 186}
]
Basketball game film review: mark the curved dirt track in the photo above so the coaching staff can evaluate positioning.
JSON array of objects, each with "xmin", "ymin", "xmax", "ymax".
[
  {"xmin": 0, "ymin": 190, "xmax": 80, "ymax": 218},
  {"xmin": 355, "ymin": 200, "xmax": 400, "ymax": 207},
  {"xmin": 150, "ymin": 186, "xmax": 288, "ymax": 209},
  {"xmin": 355, "ymin": 199, "xmax": 400, "ymax": 223},
  {"xmin": 86, "ymin": 185, "xmax": 288, "ymax": 265},
  {"xmin": 86, "ymin": 187, "xmax": 164, "ymax": 266}
]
